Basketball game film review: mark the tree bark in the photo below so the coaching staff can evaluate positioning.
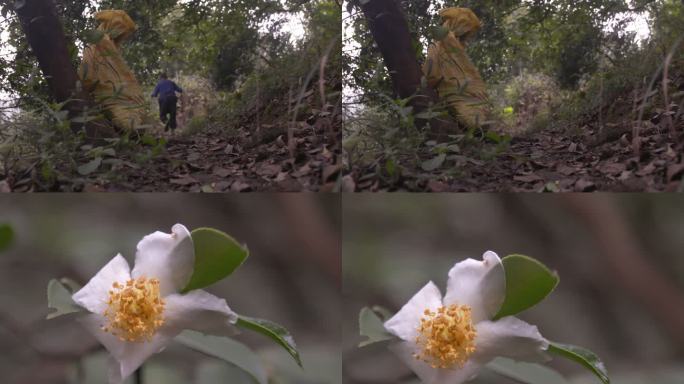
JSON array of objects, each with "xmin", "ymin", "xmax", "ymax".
[
  {"xmin": 14, "ymin": 0, "xmax": 113, "ymax": 138},
  {"xmin": 14, "ymin": 0, "xmax": 82, "ymax": 104},
  {"xmin": 358, "ymin": 0, "xmax": 458, "ymax": 137}
]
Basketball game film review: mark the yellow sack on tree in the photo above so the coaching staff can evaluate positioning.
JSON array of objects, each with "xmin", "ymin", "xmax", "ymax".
[
  {"xmin": 79, "ymin": 10, "xmax": 146, "ymax": 130},
  {"xmin": 423, "ymin": 8, "xmax": 489, "ymax": 129}
]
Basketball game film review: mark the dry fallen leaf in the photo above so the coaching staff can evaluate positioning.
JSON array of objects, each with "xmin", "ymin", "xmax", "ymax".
[
  {"xmin": 666, "ymin": 163, "xmax": 684, "ymax": 182},
  {"xmin": 514, "ymin": 173, "xmax": 543, "ymax": 183},
  {"xmin": 575, "ymin": 178, "xmax": 596, "ymax": 192},
  {"xmin": 213, "ymin": 167, "xmax": 233, "ymax": 178},
  {"xmin": 231, "ymin": 181, "xmax": 251, "ymax": 192},
  {"xmin": 340, "ymin": 175, "xmax": 356, "ymax": 192},
  {"xmin": 170, "ymin": 176, "xmax": 198, "ymax": 186},
  {"xmin": 0, "ymin": 180, "xmax": 12, "ymax": 193},
  {"xmin": 323, "ymin": 164, "xmax": 342, "ymax": 183}
]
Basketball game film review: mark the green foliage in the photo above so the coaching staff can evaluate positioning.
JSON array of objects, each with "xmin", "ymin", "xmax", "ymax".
[
  {"xmin": 175, "ymin": 330, "xmax": 268, "ymax": 384},
  {"xmin": 46, "ymin": 278, "xmax": 84, "ymax": 320},
  {"xmin": 549, "ymin": 342, "xmax": 610, "ymax": 384},
  {"xmin": 182, "ymin": 228, "xmax": 249, "ymax": 292},
  {"xmin": 344, "ymin": 96, "xmax": 431, "ymax": 182},
  {"xmin": 92, "ymin": 0, "xmax": 179, "ymax": 83},
  {"xmin": 0, "ymin": 224, "xmax": 14, "ymax": 252},
  {"xmin": 494, "ymin": 254, "xmax": 559, "ymax": 319},
  {"xmin": 237, "ymin": 315, "xmax": 302, "ymax": 367},
  {"xmin": 421, "ymin": 153, "xmax": 447, "ymax": 172},
  {"xmin": 212, "ymin": 20, "xmax": 259, "ymax": 90},
  {"xmin": 159, "ymin": 6, "xmax": 259, "ymax": 90},
  {"xmin": 485, "ymin": 357, "xmax": 570, "ymax": 384},
  {"xmin": 358, "ymin": 306, "xmax": 394, "ymax": 347},
  {"xmin": 77, "ymin": 157, "xmax": 102, "ymax": 176},
  {"xmin": 0, "ymin": 106, "xmax": 84, "ymax": 189},
  {"xmin": 185, "ymin": 115, "xmax": 209, "ymax": 135},
  {"xmin": 555, "ymin": 17, "xmax": 602, "ymax": 88},
  {"xmin": 491, "ymin": 72, "xmax": 563, "ymax": 133}
]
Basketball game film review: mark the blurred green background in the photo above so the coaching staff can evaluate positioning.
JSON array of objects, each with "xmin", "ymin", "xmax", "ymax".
[
  {"xmin": 342, "ymin": 194, "xmax": 684, "ymax": 384},
  {"xmin": 0, "ymin": 194, "xmax": 341, "ymax": 384}
]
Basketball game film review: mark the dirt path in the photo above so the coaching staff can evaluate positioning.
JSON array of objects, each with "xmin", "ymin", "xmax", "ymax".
[{"xmin": 348, "ymin": 122, "xmax": 684, "ymax": 192}]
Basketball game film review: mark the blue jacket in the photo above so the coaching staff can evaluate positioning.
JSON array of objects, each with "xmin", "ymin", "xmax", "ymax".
[{"xmin": 152, "ymin": 79, "xmax": 183, "ymax": 98}]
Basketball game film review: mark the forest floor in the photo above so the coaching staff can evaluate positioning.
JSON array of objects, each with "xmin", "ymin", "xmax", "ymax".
[
  {"xmin": 87, "ymin": 125, "xmax": 340, "ymax": 193},
  {"xmin": 0, "ymin": 76, "xmax": 342, "ymax": 193},
  {"xmin": 346, "ymin": 120, "xmax": 684, "ymax": 192},
  {"xmin": 1, "ymin": 109, "xmax": 341, "ymax": 193}
]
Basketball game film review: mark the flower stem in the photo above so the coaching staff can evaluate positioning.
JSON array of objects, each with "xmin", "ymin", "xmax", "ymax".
[{"xmin": 135, "ymin": 365, "xmax": 143, "ymax": 384}]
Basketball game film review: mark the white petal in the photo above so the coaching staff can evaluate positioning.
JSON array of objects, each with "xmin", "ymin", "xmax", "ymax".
[
  {"xmin": 72, "ymin": 254, "xmax": 131, "ymax": 314},
  {"xmin": 443, "ymin": 251, "xmax": 505, "ymax": 323},
  {"xmin": 162, "ymin": 290, "xmax": 239, "ymax": 337},
  {"xmin": 389, "ymin": 341, "xmax": 482, "ymax": 384},
  {"xmin": 472, "ymin": 316, "xmax": 550, "ymax": 364},
  {"xmin": 116, "ymin": 333, "xmax": 173, "ymax": 379},
  {"xmin": 384, "ymin": 281, "xmax": 443, "ymax": 342},
  {"xmin": 78, "ymin": 314, "xmax": 175, "ymax": 382},
  {"xmin": 131, "ymin": 224, "xmax": 194, "ymax": 296},
  {"xmin": 436, "ymin": 362, "xmax": 482, "ymax": 384}
]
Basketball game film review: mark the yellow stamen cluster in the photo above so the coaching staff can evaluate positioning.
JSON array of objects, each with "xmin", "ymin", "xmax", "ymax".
[
  {"xmin": 103, "ymin": 277, "xmax": 165, "ymax": 342},
  {"xmin": 414, "ymin": 305, "xmax": 477, "ymax": 369}
]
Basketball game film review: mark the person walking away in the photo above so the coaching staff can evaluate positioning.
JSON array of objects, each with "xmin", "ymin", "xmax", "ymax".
[{"xmin": 151, "ymin": 73, "xmax": 183, "ymax": 132}]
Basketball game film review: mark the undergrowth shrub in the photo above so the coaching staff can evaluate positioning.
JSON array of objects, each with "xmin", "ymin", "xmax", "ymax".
[
  {"xmin": 0, "ymin": 101, "xmax": 169, "ymax": 191},
  {"xmin": 0, "ymin": 106, "xmax": 84, "ymax": 188},
  {"xmin": 554, "ymin": 8, "xmax": 684, "ymax": 133},
  {"xmin": 490, "ymin": 72, "xmax": 563, "ymax": 134},
  {"xmin": 209, "ymin": 1, "xmax": 342, "ymax": 133}
]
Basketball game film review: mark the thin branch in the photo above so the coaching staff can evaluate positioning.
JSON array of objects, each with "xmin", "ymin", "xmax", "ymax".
[{"xmin": 561, "ymin": 195, "xmax": 684, "ymax": 346}]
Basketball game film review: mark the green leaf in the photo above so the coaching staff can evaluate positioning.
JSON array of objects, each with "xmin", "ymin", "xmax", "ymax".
[
  {"xmin": 60, "ymin": 277, "xmax": 83, "ymax": 293},
  {"xmin": 237, "ymin": 315, "xmax": 302, "ymax": 367},
  {"xmin": 47, "ymin": 279, "xmax": 84, "ymax": 319},
  {"xmin": 485, "ymin": 357, "xmax": 570, "ymax": 384},
  {"xmin": 370, "ymin": 305, "xmax": 393, "ymax": 321},
  {"xmin": 175, "ymin": 330, "xmax": 267, "ymax": 384},
  {"xmin": 182, "ymin": 228, "xmax": 249, "ymax": 292},
  {"xmin": 494, "ymin": 254, "xmax": 559, "ymax": 319},
  {"xmin": 0, "ymin": 224, "xmax": 14, "ymax": 252},
  {"xmin": 358, "ymin": 307, "xmax": 394, "ymax": 347},
  {"xmin": 77, "ymin": 157, "xmax": 102, "ymax": 176},
  {"xmin": 549, "ymin": 342, "xmax": 610, "ymax": 384},
  {"xmin": 421, "ymin": 153, "xmax": 447, "ymax": 172}
]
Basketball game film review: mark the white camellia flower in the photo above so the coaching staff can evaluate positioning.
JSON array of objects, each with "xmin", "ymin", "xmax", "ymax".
[
  {"xmin": 384, "ymin": 251, "xmax": 549, "ymax": 384},
  {"xmin": 72, "ymin": 224, "xmax": 238, "ymax": 384}
]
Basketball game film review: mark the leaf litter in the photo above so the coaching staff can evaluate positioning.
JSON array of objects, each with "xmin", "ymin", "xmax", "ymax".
[
  {"xmin": 2, "ymin": 112, "xmax": 340, "ymax": 193},
  {"xmin": 347, "ymin": 118, "xmax": 684, "ymax": 192}
]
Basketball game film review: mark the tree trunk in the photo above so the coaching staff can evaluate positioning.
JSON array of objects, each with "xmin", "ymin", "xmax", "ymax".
[
  {"xmin": 14, "ymin": 0, "xmax": 113, "ymax": 138},
  {"xmin": 358, "ymin": 0, "xmax": 458, "ymax": 137},
  {"xmin": 14, "ymin": 0, "xmax": 82, "ymax": 104}
]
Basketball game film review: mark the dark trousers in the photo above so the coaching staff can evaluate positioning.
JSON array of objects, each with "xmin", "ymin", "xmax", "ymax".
[{"xmin": 159, "ymin": 94, "xmax": 178, "ymax": 131}]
